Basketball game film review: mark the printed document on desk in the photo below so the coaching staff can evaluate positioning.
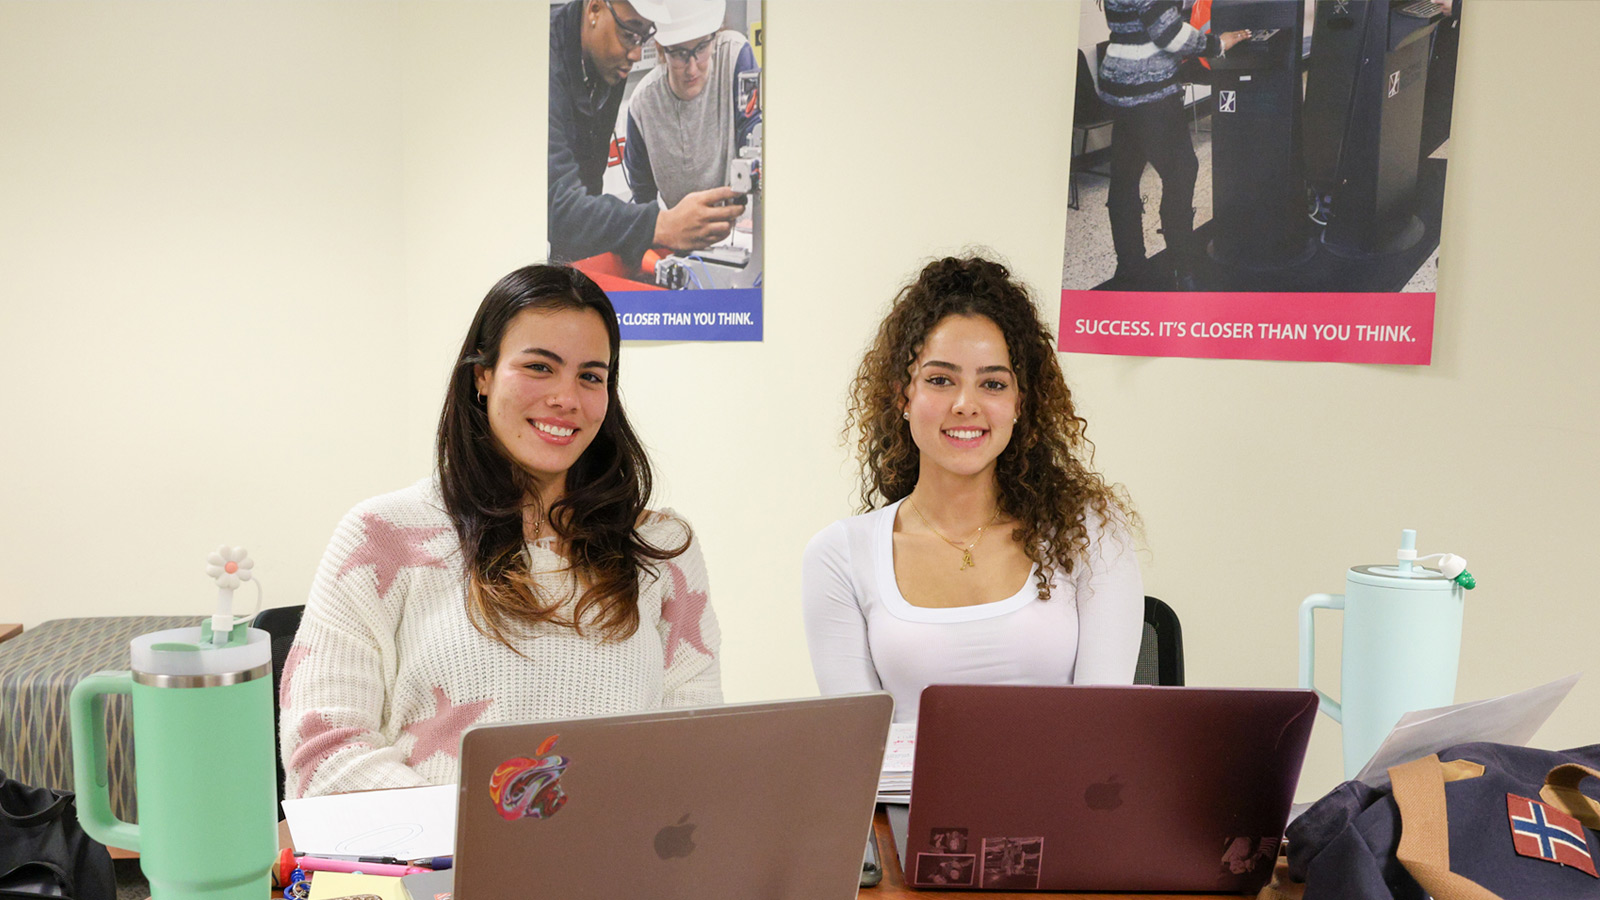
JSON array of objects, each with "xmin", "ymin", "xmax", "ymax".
[
  {"xmin": 876, "ymin": 722, "xmax": 915, "ymax": 804},
  {"xmin": 1354, "ymin": 673, "xmax": 1581, "ymax": 788},
  {"xmin": 282, "ymin": 784, "xmax": 456, "ymax": 858}
]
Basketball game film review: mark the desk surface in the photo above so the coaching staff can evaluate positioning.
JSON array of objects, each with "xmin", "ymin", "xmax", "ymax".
[
  {"xmin": 269, "ymin": 811, "xmax": 1247, "ymax": 899},
  {"xmin": 868, "ymin": 808, "xmax": 1246, "ymax": 900}
]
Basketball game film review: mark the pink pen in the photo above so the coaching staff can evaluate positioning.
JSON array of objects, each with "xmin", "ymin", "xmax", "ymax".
[{"xmin": 296, "ymin": 856, "xmax": 429, "ymax": 878}]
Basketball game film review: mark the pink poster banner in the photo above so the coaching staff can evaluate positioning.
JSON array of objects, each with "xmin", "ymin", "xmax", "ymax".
[
  {"xmin": 1060, "ymin": 0, "xmax": 1464, "ymax": 365},
  {"xmin": 1058, "ymin": 290, "xmax": 1435, "ymax": 365}
]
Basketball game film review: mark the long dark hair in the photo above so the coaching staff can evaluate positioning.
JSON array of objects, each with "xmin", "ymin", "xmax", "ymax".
[
  {"xmin": 846, "ymin": 254, "xmax": 1135, "ymax": 600},
  {"xmin": 436, "ymin": 265, "xmax": 687, "ymax": 647}
]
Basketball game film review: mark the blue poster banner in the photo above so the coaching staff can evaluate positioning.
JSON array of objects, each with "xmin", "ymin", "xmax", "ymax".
[
  {"xmin": 547, "ymin": 1, "xmax": 765, "ymax": 343},
  {"xmin": 611, "ymin": 288, "xmax": 762, "ymax": 341}
]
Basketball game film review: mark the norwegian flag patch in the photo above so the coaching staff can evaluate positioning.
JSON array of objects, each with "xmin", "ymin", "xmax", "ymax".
[{"xmin": 1507, "ymin": 793, "xmax": 1598, "ymax": 878}]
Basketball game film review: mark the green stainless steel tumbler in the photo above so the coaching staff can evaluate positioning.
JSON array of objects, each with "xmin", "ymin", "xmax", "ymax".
[{"xmin": 70, "ymin": 622, "xmax": 278, "ymax": 900}]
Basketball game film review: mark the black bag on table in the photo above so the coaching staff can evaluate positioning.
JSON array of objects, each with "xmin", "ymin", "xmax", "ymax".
[
  {"xmin": 1272, "ymin": 742, "xmax": 1600, "ymax": 900},
  {"xmin": 0, "ymin": 770, "xmax": 114, "ymax": 900}
]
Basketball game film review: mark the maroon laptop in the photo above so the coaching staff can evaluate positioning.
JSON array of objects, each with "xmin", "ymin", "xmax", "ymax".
[{"xmin": 893, "ymin": 684, "xmax": 1318, "ymax": 893}]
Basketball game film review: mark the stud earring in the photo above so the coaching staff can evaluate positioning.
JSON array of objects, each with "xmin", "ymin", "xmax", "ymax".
[{"xmin": 902, "ymin": 411, "xmax": 910, "ymax": 420}]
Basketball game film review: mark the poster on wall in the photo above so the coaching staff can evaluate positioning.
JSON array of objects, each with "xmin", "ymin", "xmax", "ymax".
[
  {"xmin": 547, "ymin": 0, "xmax": 764, "ymax": 341},
  {"xmin": 1059, "ymin": 0, "xmax": 1463, "ymax": 365}
]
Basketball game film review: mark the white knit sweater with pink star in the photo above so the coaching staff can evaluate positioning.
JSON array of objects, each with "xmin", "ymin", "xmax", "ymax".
[{"xmin": 280, "ymin": 479, "xmax": 721, "ymax": 799}]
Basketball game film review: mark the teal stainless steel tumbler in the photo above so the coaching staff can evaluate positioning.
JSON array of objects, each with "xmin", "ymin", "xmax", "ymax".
[
  {"xmin": 1299, "ymin": 529, "xmax": 1477, "ymax": 779},
  {"xmin": 71, "ymin": 623, "xmax": 277, "ymax": 900}
]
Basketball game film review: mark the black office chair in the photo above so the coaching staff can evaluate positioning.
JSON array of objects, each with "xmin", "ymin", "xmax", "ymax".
[
  {"xmin": 1069, "ymin": 47, "xmax": 1115, "ymax": 211},
  {"xmin": 252, "ymin": 604, "xmax": 305, "ymax": 808},
  {"xmin": 1133, "ymin": 596, "xmax": 1185, "ymax": 686}
]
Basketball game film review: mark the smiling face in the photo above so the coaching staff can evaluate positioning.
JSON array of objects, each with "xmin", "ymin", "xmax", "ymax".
[
  {"xmin": 903, "ymin": 314, "xmax": 1019, "ymax": 483},
  {"xmin": 474, "ymin": 306, "xmax": 613, "ymax": 495}
]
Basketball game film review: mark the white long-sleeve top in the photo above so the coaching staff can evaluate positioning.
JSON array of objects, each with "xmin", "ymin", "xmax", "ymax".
[
  {"xmin": 801, "ymin": 499, "xmax": 1143, "ymax": 723},
  {"xmin": 280, "ymin": 479, "xmax": 722, "ymax": 798}
]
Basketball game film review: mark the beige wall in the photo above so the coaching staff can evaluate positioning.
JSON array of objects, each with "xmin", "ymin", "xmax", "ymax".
[{"xmin": 0, "ymin": 1, "xmax": 1592, "ymax": 802}]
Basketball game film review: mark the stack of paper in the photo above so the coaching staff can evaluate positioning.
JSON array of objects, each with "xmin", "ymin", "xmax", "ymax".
[{"xmin": 876, "ymin": 723, "xmax": 915, "ymax": 804}]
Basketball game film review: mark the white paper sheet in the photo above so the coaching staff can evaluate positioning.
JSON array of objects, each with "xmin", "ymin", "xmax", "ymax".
[
  {"xmin": 281, "ymin": 784, "xmax": 457, "ymax": 857},
  {"xmin": 876, "ymin": 722, "xmax": 916, "ymax": 804},
  {"xmin": 1352, "ymin": 673, "xmax": 1581, "ymax": 788}
]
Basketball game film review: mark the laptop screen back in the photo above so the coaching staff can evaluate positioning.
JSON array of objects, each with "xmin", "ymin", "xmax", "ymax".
[
  {"xmin": 902, "ymin": 684, "xmax": 1317, "ymax": 893},
  {"xmin": 454, "ymin": 693, "xmax": 892, "ymax": 900}
]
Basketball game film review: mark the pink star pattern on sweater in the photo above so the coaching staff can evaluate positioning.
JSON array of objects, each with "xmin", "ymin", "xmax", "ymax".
[
  {"xmin": 337, "ymin": 513, "xmax": 449, "ymax": 598},
  {"xmin": 289, "ymin": 711, "xmax": 369, "ymax": 798},
  {"xmin": 661, "ymin": 561, "xmax": 711, "ymax": 667},
  {"xmin": 279, "ymin": 645, "xmax": 310, "ymax": 707},
  {"xmin": 403, "ymin": 686, "xmax": 493, "ymax": 766}
]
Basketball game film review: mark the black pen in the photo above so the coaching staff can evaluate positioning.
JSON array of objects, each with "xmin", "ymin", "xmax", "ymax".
[{"xmin": 294, "ymin": 852, "xmax": 405, "ymax": 865}]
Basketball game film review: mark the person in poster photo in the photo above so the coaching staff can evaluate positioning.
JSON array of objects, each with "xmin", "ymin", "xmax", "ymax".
[
  {"xmin": 801, "ymin": 255, "xmax": 1144, "ymax": 723},
  {"xmin": 1098, "ymin": 0, "xmax": 1249, "ymax": 290},
  {"xmin": 623, "ymin": 0, "xmax": 760, "ymax": 217},
  {"xmin": 547, "ymin": 0, "xmax": 744, "ymax": 266}
]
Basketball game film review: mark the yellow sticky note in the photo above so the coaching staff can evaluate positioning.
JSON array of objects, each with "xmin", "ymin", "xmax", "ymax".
[{"xmin": 305, "ymin": 871, "xmax": 407, "ymax": 900}]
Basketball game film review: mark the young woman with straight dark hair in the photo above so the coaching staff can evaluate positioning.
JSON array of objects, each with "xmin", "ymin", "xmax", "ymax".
[{"xmin": 282, "ymin": 264, "xmax": 720, "ymax": 798}]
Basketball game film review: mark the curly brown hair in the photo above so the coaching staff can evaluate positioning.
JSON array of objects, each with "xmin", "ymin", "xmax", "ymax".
[{"xmin": 845, "ymin": 254, "xmax": 1134, "ymax": 600}]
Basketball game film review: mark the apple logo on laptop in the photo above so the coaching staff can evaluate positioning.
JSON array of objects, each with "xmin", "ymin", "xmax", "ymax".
[
  {"xmin": 654, "ymin": 813, "xmax": 697, "ymax": 860},
  {"xmin": 1084, "ymin": 775, "xmax": 1123, "ymax": 811}
]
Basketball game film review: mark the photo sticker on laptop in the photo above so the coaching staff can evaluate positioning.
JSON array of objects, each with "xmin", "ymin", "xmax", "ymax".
[
  {"xmin": 929, "ymin": 827, "xmax": 968, "ymax": 854},
  {"xmin": 914, "ymin": 853, "xmax": 976, "ymax": 887},
  {"xmin": 1220, "ymin": 836, "xmax": 1279, "ymax": 877},
  {"xmin": 981, "ymin": 836, "xmax": 1043, "ymax": 889},
  {"xmin": 489, "ymin": 734, "xmax": 569, "ymax": 821}
]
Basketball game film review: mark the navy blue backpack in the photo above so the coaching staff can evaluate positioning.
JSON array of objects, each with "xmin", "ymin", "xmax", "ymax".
[{"xmin": 1264, "ymin": 742, "xmax": 1600, "ymax": 900}]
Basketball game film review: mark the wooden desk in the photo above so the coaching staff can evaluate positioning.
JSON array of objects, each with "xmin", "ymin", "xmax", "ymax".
[
  {"xmin": 0, "ymin": 624, "xmax": 21, "ymax": 645},
  {"xmin": 268, "ymin": 811, "xmax": 1251, "ymax": 898},
  {"xmin": 868, "ymin": 808, "xmax": 1247, "ymax": 900}
]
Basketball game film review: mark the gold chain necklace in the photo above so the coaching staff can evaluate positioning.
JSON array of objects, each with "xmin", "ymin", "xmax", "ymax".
[{"xmin": 906, "ymin": 497, "xmax": 1001, "ymax": 571}]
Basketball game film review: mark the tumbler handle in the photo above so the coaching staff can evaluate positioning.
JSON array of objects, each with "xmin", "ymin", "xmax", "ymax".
[
  {"xmin": 69, "ymin": 670, "xmax": 141, "ymax": 852},
  {"xmin": 1299, "ymin": 594, "xmax": 1345, "ymax": 723}
]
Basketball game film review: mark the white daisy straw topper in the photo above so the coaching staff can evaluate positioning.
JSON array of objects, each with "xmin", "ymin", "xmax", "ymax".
[{"xmin": 204, "ymin": 546, "xmax": 262, "ymax": 647}]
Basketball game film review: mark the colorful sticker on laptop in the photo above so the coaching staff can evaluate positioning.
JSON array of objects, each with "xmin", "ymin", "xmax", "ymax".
[
  {"xmin": 913, "ymin": 853, "xmax": 976, "ymax": 887},
  {"xmin": 1220, "ymin": 836, "xmax": 1279, "ymax": 877},
  {"xmin": 1507, "ymin": 794, "xmax": 1599, "ymax": 877},
  {"xmin": 929, "ymin": 827, "xmax": 969, "ymax": 854},
  {"xmin": 489, "ymin": 735, "xmax": 569, "ymax": 821},
  {"xmin": 980, "ymin": 836, "xmax": 1043, "ymax": 890}
]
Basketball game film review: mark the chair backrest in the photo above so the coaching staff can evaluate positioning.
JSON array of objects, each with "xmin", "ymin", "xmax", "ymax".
[
  {"xmin": 1133, "ymin": 596, "xmax": 1185, "ymax": 686},
  {"xmin": 252, "ymin": 604, "xmax": 305, "ymax": 809}
]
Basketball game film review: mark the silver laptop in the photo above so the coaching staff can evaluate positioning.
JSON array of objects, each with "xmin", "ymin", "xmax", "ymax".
[{"xmin": 453, "ymin": 694, "xmax": 893, "ymax": 900}]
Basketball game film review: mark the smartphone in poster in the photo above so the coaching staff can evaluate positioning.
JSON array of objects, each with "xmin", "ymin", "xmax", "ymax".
[
  {"xmin": 1060, "ymin": 0, "xmax": 1463, "ymax": 364},
  {"xmin": 547, "ymin": 0, "xmax": 763, "ymax": 341}
]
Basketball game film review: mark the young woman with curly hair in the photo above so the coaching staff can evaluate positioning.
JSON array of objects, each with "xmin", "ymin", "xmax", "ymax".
[
  {"xmin": 281, "ymin": 265, "xmax": 721, "ymax": 798},
  {"xmin": 801, "ymin": 254, "xmax": 1142, "ymax": 723}
]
